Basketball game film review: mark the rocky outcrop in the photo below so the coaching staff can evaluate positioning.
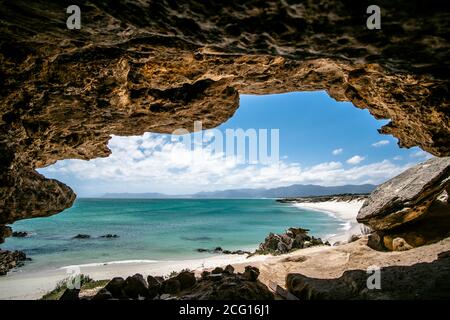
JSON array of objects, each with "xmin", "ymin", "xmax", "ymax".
[
  {"xmin": 0, "ymin": 249, "xmax": 29, "ymax": 275},
  {"xmin": 104, "ymin": 277, "xmax": 126, "ymax": 299},
  {"xmin": 286, "ymin": 250, "xmax": 450, "ymax": 300},
  {"xmin": 0, "ymin": 1, "xmax": 449, "ymax": 236},
  {"xmin": 357, "ymin": 157, "xmax": 450, "ymax": 230},
  {"xmin": 357, "ymin": 158, "xmax": 450, "ymax": 250},
  {"xmin": 379, "ymin": 196, "xmax": 450, "ymax": 251},
  {"xmin": 12, "ymin": 231, "xmax": 29, "ymax": 238},
  {"xmin": 91, "ymin": 266, "xmax": 273, "ymax": 300},
  {"xmin": 278, "ymin": 194, "xmax": 368, "ymax": 203},
  {"xmin": 0, "ymin": 226, "xmax": 12, "ymax": 244},
  {"xmin": 255, "ymin": 227, "xmax": 328, "ymax": 255},
  {"xmin": 196, "ymin": 247, "xmax": 251, "ymax": 255},
  {"xmin": 122, "ymin": 274, "xmax": 149, "ymax": 299}
]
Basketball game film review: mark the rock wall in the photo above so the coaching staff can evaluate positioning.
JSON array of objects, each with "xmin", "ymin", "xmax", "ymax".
[
  {"xmin": 1, "ymin": 1, "xmax": 449, "ymax": 236},
  {"xmin": 357, "ymin": 157, "xmax": 450, "ymax": 250}
]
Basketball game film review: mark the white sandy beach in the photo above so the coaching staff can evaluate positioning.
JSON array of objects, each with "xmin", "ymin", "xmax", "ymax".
[
  {"xmin": 292, "ymin": 199, "xmax": 365, "ymax": 244},
  {"xmin": 0, "ymin": 199, "xmax": 364, "ymax": 300},
  {"xmin": 0, "ymin": 253, "xmax": 269, "ymax": 300}
]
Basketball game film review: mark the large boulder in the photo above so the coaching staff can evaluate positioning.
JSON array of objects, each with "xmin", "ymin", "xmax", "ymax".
[
  {"xmin": 211, "ymin": 267, "xmax": 224, "ymax": 274},
  {"xmin": 175, "ymin": 271, "xmax": 196, "ymax": 290},
  {"xmin": 147, "ymin": 275, "xmax": 162, "ymax": 299},
  {"xmin": 357, "ymin": 157, "xmax": 450, "ymax": 251},
  {"xmin": 161, "ymin": 278, "xmax": 181, "ymax": 294},
  {"xmin": 243, "ymin": 266, "xmax": 260, "ymax": 282},
  {"xmin": 104, "ymin": 277, "xmax": 125, "ymax": 298},
  {"xmin": 224, "ymin": 265, "xmax": 235, "ymax": 274},
  {"xmin": 357, "ymin": 157, "xmax": 450, "ymax": 231},
  {"xmin": 123, "ymin": 274, "xmax": 148, "ymax": 299},
  {"xmin": 365, "ymin": 197, "xmax": 450, "ymax": 251}
]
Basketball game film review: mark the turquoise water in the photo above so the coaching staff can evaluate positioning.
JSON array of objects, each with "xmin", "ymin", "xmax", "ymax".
[{"xmin": 2, "ymin": 199, "xmax": 345, "ymax": 270}]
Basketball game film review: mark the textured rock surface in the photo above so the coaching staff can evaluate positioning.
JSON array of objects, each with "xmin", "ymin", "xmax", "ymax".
[
  {"xmin": 0, "ymin": 249, "xmax": 29, "ymax": 275},
  {"xmin": 104, "ymin": 277, "xmax": 126, "ymax": 298},
  {"xmin": 1, "ymin": 1, "xmax": 450, "ymax": 234},
  {"xmin": 366, "ymin": 192, "xmax": 450, "ymax": 251},
  {"xmin": 91, "ymin": 267, "xmax": 273, "ymax": 300},
  {"xmin": 178, "ymin": 267, "xmax": 274, "ymax": 300},
  {"xmin": 11, "ymin": 231, "xmax": 29, "ymax": 238},
  {"xmin": 286, "ymin": 250, "xmax": 450, "ymax": 299},
  {"xmin": 255, "ymin": 227, "xmax": 327, "ymax": 255},
  {"xmin": 123, "ymin": 273, "xmax": 149, "ymax": 298},
  {"xmin": 357, "ymin": 157, "xmax": 450, "ymax": 230},
  {"xmin": 0, "ymin": 226, "xmax": 12, "ymax": 244}
]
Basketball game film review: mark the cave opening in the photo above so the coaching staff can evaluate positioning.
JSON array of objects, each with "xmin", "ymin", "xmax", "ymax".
[
  {"xmin": 0, "ymin": 0, "xmax": 448, "ymax": 302},
  {"xmin": 1, "ymin": 91, "xmax": 431, "ymax": 274},
  {"xmin": 37, "ymin": 91, "xmax": 431, "ymax": 196}
]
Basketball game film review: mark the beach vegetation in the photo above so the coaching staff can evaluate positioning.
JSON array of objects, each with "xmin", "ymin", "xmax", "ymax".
[{"xmin": 41, "ymin": 274, "xmax": 108, "ymax": 300}]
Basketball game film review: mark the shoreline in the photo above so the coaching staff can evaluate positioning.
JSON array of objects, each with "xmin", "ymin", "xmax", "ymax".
[
  {"xmin": 0, "ymin": 253, "xmax": 269, "ymax": 300},
  {"xmin": 291, "ymin": 199, "xmax": 365, "ymax": 244},
  {"xmin": 0, "ymin": 199, "xmax": 363, "ymax": 300}
]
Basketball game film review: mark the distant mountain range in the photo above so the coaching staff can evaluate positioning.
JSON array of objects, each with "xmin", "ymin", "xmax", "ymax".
[{"xmin": 101, "ymin": 184, "xmax": 376, "ymax": 199}]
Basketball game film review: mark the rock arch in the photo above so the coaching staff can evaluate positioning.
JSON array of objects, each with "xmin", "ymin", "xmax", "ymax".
[{"xmin": 0, "ymin": 1, "xmax": 449, "ymax": 239}]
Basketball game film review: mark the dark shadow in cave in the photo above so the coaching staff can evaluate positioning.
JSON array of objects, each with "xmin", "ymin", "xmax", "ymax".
[{"xmin": 287, "ymin": 250, "xmax": 450, "ymax": 300}]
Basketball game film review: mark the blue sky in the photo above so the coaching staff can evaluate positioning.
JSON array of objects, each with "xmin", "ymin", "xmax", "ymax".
[
  {"xmin": 221, "ymin": 92, "xmax": 394, "ymax": 166},
  {"xmin": 40, "ymin": 91, "xmax": 432, "ymax": 196}
]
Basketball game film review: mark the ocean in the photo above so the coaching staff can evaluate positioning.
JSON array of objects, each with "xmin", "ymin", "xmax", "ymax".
[{"xmin": 2, "ymin": 199, "xmax": 347, "ymax": 272}]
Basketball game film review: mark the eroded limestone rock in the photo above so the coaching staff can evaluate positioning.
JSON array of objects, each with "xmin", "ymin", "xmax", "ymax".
[
  {"xmin": 255, "ymin": 227, "xmax": 326, "ymax": 255},
  {"xmin": 286, "ymin": 251, "xmax": 450, "ymax": 299},
  {"xmin": 0, "ymin": 249, "xmax": 29, "ymax": 275},
  {"xmin": 0, "ymin": 226, "xmax": 12, "ymax": 244},
  {"xmin": 0, "ymin": 1, "xmax": 449, "ymax": 235},
  {"xmin": 92, "ymin": 267, "xmax": 273, "ymax": 300},
  {"xmin": 358, "ymin": 158, "xmax": 450, "ymax": 251},
  {"xmin": 357, "ymin": 157, "xmax": 450, "ymax": 231},
  {"xmin": 373, "ymin": 194, "xmax": 450, "ymax": 251}
]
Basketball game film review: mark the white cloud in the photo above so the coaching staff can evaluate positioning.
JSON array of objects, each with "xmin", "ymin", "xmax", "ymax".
[
  {"xmin": 40, "ymin": 134, "xmax": 413, "ymax": 195},
  {"xmin": 372, "ymin": 140, "xmax": 390, "ymax": 147},
  {"xmin": 332, "ymin": 148, "xmax": 343, "ymax": 155},
  {"xmin": 346, "ymin": 155, "xmax": 366, "ymax": 165},
  {"xmin": 393, "ymin": 156, "xmax": 402, "ymax": 161},
  {"xmin": 410, "ymin": 150, "xmax": 433, "ymax": 159}
]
